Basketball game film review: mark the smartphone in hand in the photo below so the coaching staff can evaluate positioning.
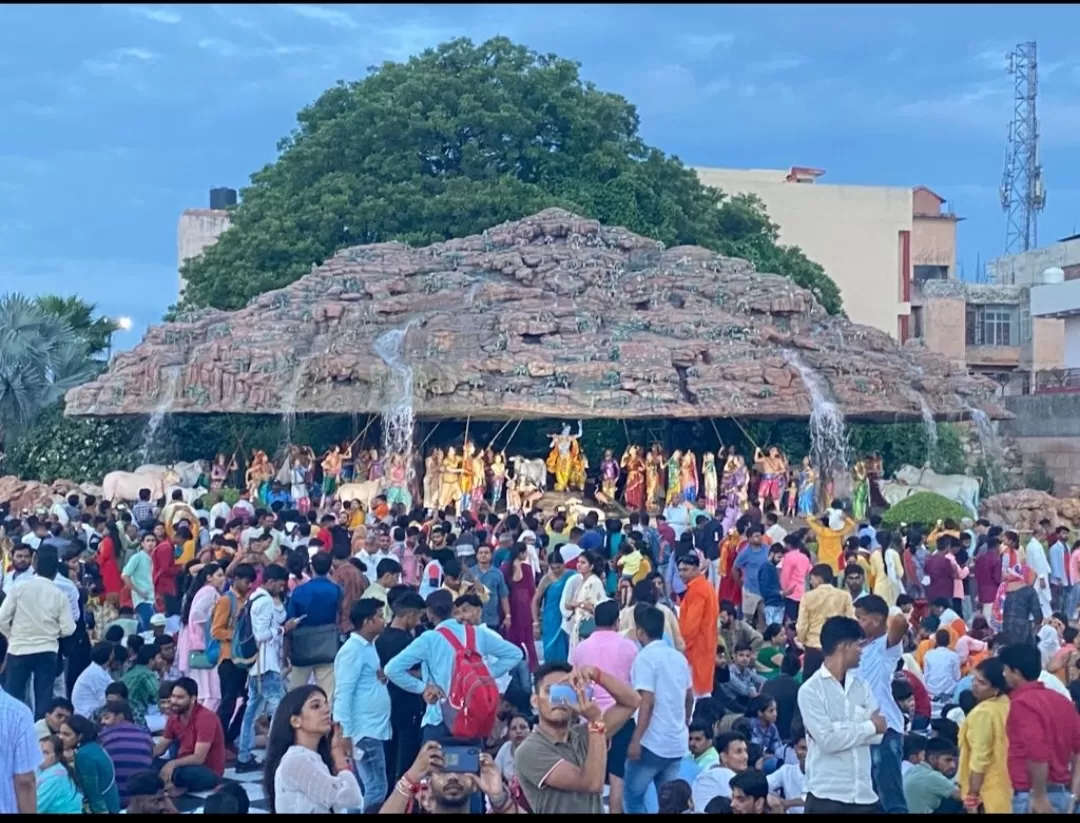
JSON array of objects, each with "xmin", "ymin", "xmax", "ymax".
[
  {"xmin": 441, "ymin": 744, "xmax": 481, "ymax": 774},
  {"xmin": 549, "ymin": 683, "xmax": 594, "ymax": 706}
]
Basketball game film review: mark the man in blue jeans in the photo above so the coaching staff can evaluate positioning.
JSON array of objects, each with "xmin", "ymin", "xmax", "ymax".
[
  {"xmin": 236, "ymin": 565, "xmax": 298, "ymax": 773},
  {"xmin": 623, "ymin": 605, "xmax": 693, "ymax": 813},
  {"xmin": 853, "ymin": 594, "xmax": 909, "ymax": 813}
]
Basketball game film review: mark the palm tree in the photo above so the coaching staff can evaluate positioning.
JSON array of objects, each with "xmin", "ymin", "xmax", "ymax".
[
  {"xmin": 34, "ymin": 294, "xmax": 118, "ymax": 360},
  {"xmin": 0, "ymin": 294, "xmax": 100, "ymax": 445}
]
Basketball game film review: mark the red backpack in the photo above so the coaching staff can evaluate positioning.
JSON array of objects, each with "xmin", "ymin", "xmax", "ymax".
[{"xmin": 436, "ymin": 624, "xmax": 499, "ymax": 739}]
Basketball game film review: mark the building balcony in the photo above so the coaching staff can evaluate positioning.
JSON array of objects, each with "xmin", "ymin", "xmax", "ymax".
[{"xmin": 966, "ymin": 345, "xmax": 1021, "ymax": 367}]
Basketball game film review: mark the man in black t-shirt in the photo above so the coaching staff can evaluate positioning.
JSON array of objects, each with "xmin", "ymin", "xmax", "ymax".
[{"xmin": 375, "ymin": 589, "xmax": 427, "ymax": 787}]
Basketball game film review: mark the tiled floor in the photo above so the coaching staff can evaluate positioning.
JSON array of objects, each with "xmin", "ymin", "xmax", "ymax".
[{"xmin": 172, "ymin": 766, "xmax": 270, "ymax": 814}]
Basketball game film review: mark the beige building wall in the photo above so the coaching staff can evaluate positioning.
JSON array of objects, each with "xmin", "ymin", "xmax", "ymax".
[
  {"xmin": 178, "ymin": 209, "xmax": 231, "ymax": 296},
  {"xmin": 1031, "ymin": 317, "xmax": 1066, "ymax": 371},
  {"xmin": 694, "ymin": 167, "xmax": 912, "ymax": 338},
  {"xmin": 921, "ymin": 297, "xmax": 966, "ymax": 362},
  {"xmin": 912, "ymin": 216, "xmax": 957, "ymax": 272}
]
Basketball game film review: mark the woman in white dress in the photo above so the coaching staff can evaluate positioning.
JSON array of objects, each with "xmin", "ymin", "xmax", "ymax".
[
  {"xmin": 559, "ymin": 550, "xmax": 609, "ymax": 655},
  {"xmin": 265, "ymin": 684, "xmax": 364, "ymax": 814}
]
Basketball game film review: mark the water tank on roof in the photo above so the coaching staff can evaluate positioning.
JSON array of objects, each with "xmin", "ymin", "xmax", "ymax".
[
  {"xmin": 209, "ymin": 187, "xmax": 237, "ymax": 210},
  {"xmin": 1042, "ymin": 266, "xmax": 1065, "ymax": 285}
]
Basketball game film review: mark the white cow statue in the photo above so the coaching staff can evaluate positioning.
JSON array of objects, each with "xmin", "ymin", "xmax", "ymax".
[
  {"xmin": 135, "ymin": 460, "xmax": 208, "ymax": 489},
  {"xmin": 564, "ymin": 497, "xmax": 605, "ymax": 526},
  {"xmin": 337, "ymin": 478, "xmax": 386, "ymax": 512},
  {"xmin": 103, "ymin": 470, "xmax": 176, "ymax": 503},
  {"xmin": 166, "ymin": 486, "xmax": 210, "ymax": 506},
  {"xmin": 510, "ymin": 456, "xmax": 547, "ymax": 490},
  {"xmin": 875, "ymin": 479, "xmax": 930, "ymax": 508},
  {"xmin": 893, "ymin": 464, "xmax": 981, "ymax": 518}
]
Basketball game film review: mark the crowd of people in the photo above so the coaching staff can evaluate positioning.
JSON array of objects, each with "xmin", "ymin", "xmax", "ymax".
[{"xmin": 0, "ymin": 477, "xmax": 1078, "ymax": 815}]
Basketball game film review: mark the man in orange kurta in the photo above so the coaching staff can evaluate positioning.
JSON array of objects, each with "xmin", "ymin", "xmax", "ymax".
[{"xmin": 678, "ymin": 553, "xmax": 720, "ymax": 698}]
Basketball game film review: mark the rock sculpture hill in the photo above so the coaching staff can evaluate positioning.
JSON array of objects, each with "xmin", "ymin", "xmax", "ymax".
[{"xmin": 65, "ymin": 208, "xmax": 1005, "ymax": 422}]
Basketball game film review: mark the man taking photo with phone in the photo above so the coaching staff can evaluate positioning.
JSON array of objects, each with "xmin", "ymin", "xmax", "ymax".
[{"xmin": 513, "ymin": 661, "xmax": 641, "ymax": 815}]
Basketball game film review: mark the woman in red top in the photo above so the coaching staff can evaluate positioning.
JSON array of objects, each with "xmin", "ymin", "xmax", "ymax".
[{"xmin": 97, "ymin": 521, "xmax": 124, "ymax": 597}]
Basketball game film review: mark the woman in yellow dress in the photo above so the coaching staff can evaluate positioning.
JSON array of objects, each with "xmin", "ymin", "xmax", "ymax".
[{"xmin": 958, "ymin": 657, "xmax": 1012, "ymax": 814}]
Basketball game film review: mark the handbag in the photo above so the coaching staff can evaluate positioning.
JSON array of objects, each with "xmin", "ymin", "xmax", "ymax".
[
  {"xmin": 578, "ymin": 617, "xmax": 597, "ymax": 640},
  {"xmin": 187, "ymin": 602, "xmax": 226, "ymax": 670},
  {"xmin": 290, "ymin": 622, "xmax": 341, "ymax": 667}
]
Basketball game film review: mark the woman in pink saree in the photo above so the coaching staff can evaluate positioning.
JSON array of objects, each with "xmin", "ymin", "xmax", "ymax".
[{"xmin": 177, "ymin": 562, "xmax": 226, "ymax": 710}]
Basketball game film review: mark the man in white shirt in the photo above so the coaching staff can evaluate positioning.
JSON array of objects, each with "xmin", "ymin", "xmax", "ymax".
[
  {"xmin": 70, "ymin": 643, "xmax": 115, "ymax": 718},
  {"xmin": 1, "ymin": 545, "xmax": 36, "ymax": 595},
  {"xmin": 797, "ymin": 614, "xmax": 886, "ymax": 813},
  {"xmin": 766, "ymin": 730, "xmax": 808, "ymax": 813},
  {"xmin": 1026, "ymin": 526, "xmax": 1052, "ymax": 618},
  {"xmin": 0, "ymin": 547, "xmax": 75, "ymax": 718},
  {"xmin": 208, "ymin": 494, "xmax": 232, "ymax": 527},
  {"xmin": 623, "ymin": 605, "xmax": 693, "ymax": 814},
  {"xmin": 764, "ymin": 512, "xmax": 787, "ymax": 547},
  {"xmin": 853, "ymin": 594, "xmax": 910, "ymax": 814},
  {"xmin": 356, "ymin": 544, "xmax": 393, "ymax": 587},
  {"xmin": 235, "ymin": 564, "xmax": 300, "ymax": 773},
  {"xmin": 692, "ymin": 731, "xmax": 749, "ymax": 810},
  {"xmin": 922, "ymin": 629, "xmax": 961, "ymax": 718}
]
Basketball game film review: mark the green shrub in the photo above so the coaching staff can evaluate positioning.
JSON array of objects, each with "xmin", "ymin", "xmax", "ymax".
[{"xmin": 880, "ymin": 491, "xmax": 968, "ymax": 530}]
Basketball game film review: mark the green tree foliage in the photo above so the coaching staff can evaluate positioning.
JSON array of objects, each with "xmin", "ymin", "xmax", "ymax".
[
  {"xmin": 178, "ymin": 37, "xmax": 841, "ymax": 315},
  {"xmin": 880, "ymin": 491, "xmax": 968, "ymax": 530},
  {"xmin": 34, "ymin": 295, "xmax": 118, "ymax": 360},
  {"xmin": 0, "ymin": 294, "xmax": 100, "ymax": 445},
  {"xmin": 3, "ymin": 404, "xmax": 141, "ymax": 483}
]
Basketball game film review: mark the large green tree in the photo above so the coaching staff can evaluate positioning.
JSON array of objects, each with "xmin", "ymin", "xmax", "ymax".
[{"xmin": 179, "ymin": 37, "xmax": 841, "ymax": 314}]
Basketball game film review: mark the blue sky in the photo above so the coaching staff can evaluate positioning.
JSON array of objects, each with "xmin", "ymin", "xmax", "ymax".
[{"xmin": 3, "ymin": 3, "xmax": 1080, "ymax": 349}]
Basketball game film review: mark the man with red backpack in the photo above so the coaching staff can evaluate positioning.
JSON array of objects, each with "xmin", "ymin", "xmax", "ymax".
[{"xmin": 384, "ymin": 588, "xmax": 522, "ymax": 742}]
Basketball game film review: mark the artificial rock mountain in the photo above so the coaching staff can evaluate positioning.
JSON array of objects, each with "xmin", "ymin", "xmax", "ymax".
[{"xmin": 65, "ymin": 208, "xmax": 1005, "ymax": 422}]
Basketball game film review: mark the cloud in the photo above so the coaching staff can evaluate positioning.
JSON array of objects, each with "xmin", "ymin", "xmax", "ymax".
[
  {"xmin": 679, "ymin": 32, "xmax": 736, "ymax": 58},
  {"xmin": 198, "ymin": 38, "xmax": 239, "ymax": 58},
  {"xmin": 116, "ymin": 47, "xmax": 157, "ymax": 61},
  {"xmin": 125, "ymin": 5, "xmax": 181, "ymax": 25},
  {"xmin": 747, "ymin": 55, "xmax": 804, "ymax": 75},
  {"xmin": 279, "ymin": 4, "xmax": 358, "ymax": 29}
]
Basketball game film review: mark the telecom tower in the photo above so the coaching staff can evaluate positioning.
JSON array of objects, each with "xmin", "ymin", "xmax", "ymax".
[{"xmin": 999, "ymin": 41, "xmax": 1046, "ymax": 255}]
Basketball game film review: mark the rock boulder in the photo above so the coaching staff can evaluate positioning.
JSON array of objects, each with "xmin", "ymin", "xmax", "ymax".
[
  {"xmin": 64, "ymin": 209, "xmax": 1006, "ymax": 422},
  {"xmin": 980, "ymin": 489, "xmax": 1080, "ymax": 531}
]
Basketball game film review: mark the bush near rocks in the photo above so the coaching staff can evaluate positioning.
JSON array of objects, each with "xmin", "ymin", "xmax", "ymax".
[{"xmin": 881, "ymin": 491, "xmax": 968, "ymax": 530}]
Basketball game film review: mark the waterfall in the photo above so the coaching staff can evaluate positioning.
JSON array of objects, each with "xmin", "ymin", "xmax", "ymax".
[
  {"xmin": 965, "ymin": 404, "xmax": 1005, "ymax": 492},
  {"xmin": 139, "ymin": 366, "xmax": 181, "ymax": 462},
  {"xmin": 785, "ymin": 350, "xmax": 851, "ymax": 483},
  {"xmin": 280, "ymin": 362, "xmax": 305, "ymax": 446},
  {"xmin": 373, "ymin": 326, "xmax": 415, "ymax": 457},
  {"xmin": 917, "ymin": 395, "xmax": 939, "ymax": 469}
]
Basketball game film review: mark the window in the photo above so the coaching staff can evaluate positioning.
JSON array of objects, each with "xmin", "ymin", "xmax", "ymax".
[
  {"xmin": 911, "ymin": 306, "xmax": 924, "ymax": 339},
  {"xmin": 913, "ymin": 265, "xmax": 949, "ymax": 282},
  {"xmin": 1020, "ymin": 304, "xmax": 1032, "ymax": 342},
  {"xmin": 965, "ymin": 304, "xmax": 1018, "ymax": 347}
]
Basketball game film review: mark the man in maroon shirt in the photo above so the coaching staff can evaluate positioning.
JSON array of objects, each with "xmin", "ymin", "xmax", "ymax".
[
  {"xmin": 974, "ymin": 537, "xmax": 1003, "ymax": 620},
  {"xmin": 151, "ymin": 677, "xmax": 225, "ymax": 796},
  {"xmin": 1000, "ymin": 643, "xmax": 1080, "ymax": 813},
  {"xmin": 922, "ymin": 537, "xmax": 957, "ymax": 605},
  {"xmin": 152, "ymin": 526, "xmax": 189, "ymax": 617}
]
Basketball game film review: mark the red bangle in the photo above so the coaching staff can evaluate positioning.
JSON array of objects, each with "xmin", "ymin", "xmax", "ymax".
[{"xmin": 588, "ymin": 721, "xmax": 606, "ymax": 735}]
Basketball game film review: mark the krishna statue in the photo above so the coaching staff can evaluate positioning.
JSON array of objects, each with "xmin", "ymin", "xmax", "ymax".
[{"xmin": 546, "ymin": 420, "xmax": 584, "ymax": 493}]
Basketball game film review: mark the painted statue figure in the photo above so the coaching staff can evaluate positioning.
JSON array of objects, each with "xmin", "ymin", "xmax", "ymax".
[
  {"xmin": 459, "ymin": 441, "xmax": 477, "ymax": 513},
  {"xmin": 600, "ymin": 449, "xmax": 620, "ymax": 501},
  {"xmin": 290, "ymin": 448, "xmax": 311, "ymax": 514},
  {"xmin": 470, "ymin": 447, "xmax": 486, "ymax": 512},
  {"xmin": 702, "ymin": 452, "xmax": 718, "ymax": 514},
  {"xmin": 665, "ymin": 450, "xmax": 683, "ymax": 507},
  {"xmin": 423, "ymin": 449, "xmax": 442, "ymax": 512},
  {"xmin": 489, "ymin": 451, "xmax": 507, "ymax": 508},
  {"xmin": 367, "ymin": 449, "xmax": 384, "ymax": 483},
  {"xmin": 645, "ymin": 445, "xmax": 665, "ymax": 511},
  {"xmin": 321, "ymin": 446, "xmax": 345, "ymax": 499},
  {"xmin": 247, "ymin": 450, "xmax": 275, "ymax": 506},
  {"xmin": 754, "ymin": 446, "xmax": 789, "ymax": 510},
  {"xmin": 385, "ymin": 452, "xmax": 412, "ymax": 510},
  {"xmin": 210, "ymin": 452, "xmax": 237, "ymax": 491},
  {"xmin": 797, "ymin": 457, "xmax": 817, "ymax": 516},
  {"xmin": 546, "ymin": 421, "xmax": 584, "ymax": 493},
  {"xmin": 439, "ymin": 447, "xmax": 463, "ymax": 514},
  {"xmin": 680, "ymin": 450, "xmax": 699, "ymax": 504},
  {"xmin": 785, "ymin": 472, "xmax": 798, "ymax": 518},
  {"xmin": 852, "ymin": 459, "xmax": 870, "ymax": 521},
  {"xmin": 621, "ymin": 445, "xmax": 646, "ymax": 511},
  {"xmin": 721, "ymin": 450, "xmax": 749, "ymax": 511}
]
